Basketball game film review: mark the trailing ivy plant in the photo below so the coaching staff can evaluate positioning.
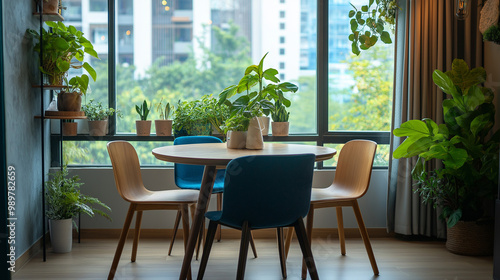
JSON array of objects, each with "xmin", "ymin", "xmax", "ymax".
[
  {"xmin": 392, "ymin": 59, "xmax": 499, "ymax": 228},
  {"xmin": 348, "ymin": 0, "xmax": 399, "ymax": 55}
]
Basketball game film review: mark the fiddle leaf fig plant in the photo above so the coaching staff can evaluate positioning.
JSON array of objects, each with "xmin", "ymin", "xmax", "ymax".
[
  {"xmin": 392, "ymin": 59, "xmax": 499, "ymax": 228},
  {"xmin": 348, "ymin": 0, "xmax": 399, "ymax": 55}
]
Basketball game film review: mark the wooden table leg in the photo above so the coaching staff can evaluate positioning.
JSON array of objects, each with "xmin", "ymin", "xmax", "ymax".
[{"xmin": 179, "ymin": 165, "xmax": 216, "ymax": 280}]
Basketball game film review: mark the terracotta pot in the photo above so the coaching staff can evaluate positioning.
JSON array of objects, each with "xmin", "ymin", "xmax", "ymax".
[
  {"xmin": 155, "ymin": 120, "xmax": 172, "ymax": 136},
  {"xmin": 226, "ymin": 131, "xmax": 247, "ymax": 149},
  {"xmin": 258, "ymin": 116, "xmax": 270, "ymax": 136},
  {"xmin": 446, "ymin": 220, "xmax": 494, "ymax": 256},
  {"xmin": 136, "ymin": 120, "xmax": 152, "ymax": 136},
  {"xmin": 43, "ymin": 0, "xmax": 60, "ymax": 14},
  {"xmin": 62, "ymin": 122, "xmax": 77, "ymax": 136},
  {"xmin": 88, "ymin": 120, "xmax": 108, "ymax": 136},
  {"xmin": 57, "ymin": 91, "xmax": 82, "ymax": 112},
  {"xmin": 246, "ymin": 117, "xmax": 263, "ymax": 150},
  {"xmin": 272, "ymin": 122, "xmax": 289, "ymax": 136}
]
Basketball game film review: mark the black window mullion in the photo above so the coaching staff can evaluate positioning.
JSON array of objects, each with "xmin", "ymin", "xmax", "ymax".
[{"xmin": 108, "ymin": 0, "xmax": 116, "ymax": 135}]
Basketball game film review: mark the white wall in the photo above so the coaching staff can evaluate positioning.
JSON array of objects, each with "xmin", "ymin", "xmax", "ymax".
[{"xmin": 73, "ymin": 168, "xmax": 388, "ymax": 229}]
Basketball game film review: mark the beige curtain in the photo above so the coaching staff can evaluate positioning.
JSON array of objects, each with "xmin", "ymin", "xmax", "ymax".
[{"xmin": 387, "ymin": 0, "xmax": 483, "ymax": 238}]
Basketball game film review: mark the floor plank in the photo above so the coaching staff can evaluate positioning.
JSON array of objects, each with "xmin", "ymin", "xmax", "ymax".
[{"xmin": 13, "ymin": 237, "xmax": 493, "ymax": 280}]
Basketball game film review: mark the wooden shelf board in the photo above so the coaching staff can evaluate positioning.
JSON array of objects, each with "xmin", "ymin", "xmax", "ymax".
[
  {"xmin": 32, "ymin": 85, "xmax": 65, "ymax": 91},
  {"xmin": 35, "ymin": 115, "xmax": 87, "ymax": 120},
  {"xmin": 33, "ymin": 12, "xmax": 64, "ymax": 21},
  {"xmin": 36, "ymin": 111, "xmax": 86, "ymax": 119}
]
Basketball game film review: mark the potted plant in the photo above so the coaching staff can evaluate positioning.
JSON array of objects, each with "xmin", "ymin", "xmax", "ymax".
[
  {"xmin": 27, "ymin": 21, "xmax": 99, "ymax": 111},
  {"xmin": 45, "ymin": 166, "xmax": 111, "ymax": 253},
  {"xmin": 172, "ymin": 95, "xmax": 223, "ymax": 137},
  {"xmin": 155, "ymin": 98, "xmax": 173, "ymax": 136},
  {"xmin": 223, "ymin": 113, "xmax": 251, "ymax": 149},
  {"xmin": 82, "ymin": 99, "xmax": 119, "ymax": 136},
  {"xmin": 393, "ymin": 59, "xmax": 498, "ymax": 255},
  {"xmin": 40, "ymin": 0, "xmax": 61, "ymax": 14},
  {"xmin": 135, "ymin": 100, "xmax": 151, "ymax": 136},
  {"xmin": 271, "ymin": 100, "xmax": 290, "ymax": 136},
  {"xmin": 62, "ymin": 119, "xmax": 77, "ymax": 136}
]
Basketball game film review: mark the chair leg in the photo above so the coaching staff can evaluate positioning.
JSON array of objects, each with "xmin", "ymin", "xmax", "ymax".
[
  {"xmin": 197, "ymin": 220, "xmax": 218, "ymax": 280},
  {"xmin": 284, "ymin": 227, "xmax": 294, "ymax": 259},
  {"xmin": 180, "ymin": 204, "xmax": 193, "ymax": 280},
  {"xmin": 352, "ymin": 201, "xmax": 379, "ymax": 276},
  {"xmin": 168, "ymin": 210, "xmax": 181, "ymax": 256},
  {"xmin": 108, "ymin": 204, "xmax": 136, "ymax": 280},
  {"xmin": 276, "ymin": 227, "xmax": 287, "ymax": 279},
  {"xmin": 294, "ymin": 218, "xmax": 319, "ymax": 280},
  {"xmin": 236, "ymin": 221, "xmax": 251, "ymax": 280},
  {"xmin": 301, "ymin": 206, "xmax": 314, "ymax": 279},
  {"xmin": 336, "ymin": 206, "xmax": 346, "ymax": 255},
  {"xmin": 249, "ymin": 231, "xmax": 258, "ymax": 258},
  {"xmin": 131, "ymin": 210, "xmax": 143, "ymax": 262},
  {"xmin": 216, "ymin": 193, "xmax": 222, "ymax": 242}
]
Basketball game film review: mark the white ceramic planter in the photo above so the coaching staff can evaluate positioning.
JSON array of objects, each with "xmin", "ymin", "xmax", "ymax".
[{"xmin": 49, "ymin": 218, "xmax": 73, "ymax": 253}]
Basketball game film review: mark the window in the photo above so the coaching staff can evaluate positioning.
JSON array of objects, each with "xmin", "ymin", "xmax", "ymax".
[{"xmin": 59, "ymin": 0, "xmax": 393, "ymax": 168}]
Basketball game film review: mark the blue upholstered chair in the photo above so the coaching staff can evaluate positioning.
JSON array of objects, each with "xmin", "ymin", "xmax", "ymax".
[
  {"xmin": 197, "ymin": 154, "xmax": 319, "ymax": 280},
  {"xmin": 169, "ymin": 136, "xmax": 257, "ymax": 258}
]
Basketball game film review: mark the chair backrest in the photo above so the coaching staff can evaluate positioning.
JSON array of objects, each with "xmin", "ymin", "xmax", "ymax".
[
  {"xmin": 219, "ymin": 154, "xmax": 316, "ymax": 229},
  {"xmin": 107, "ymin": 141, "xmax": 150, "ymax": 202},
  {"xmin": 174, "ymin": 136, "xmax": 224, "ymax": 188},
  {"xmin": 333, "ymin": 140, "xmax": 377, "ymax": 199}
]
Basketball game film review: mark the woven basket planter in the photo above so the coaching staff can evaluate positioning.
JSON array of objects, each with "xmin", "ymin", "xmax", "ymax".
[{"xmin": 446, "ymin": 220, "xmax": 494, "ymax": 256}]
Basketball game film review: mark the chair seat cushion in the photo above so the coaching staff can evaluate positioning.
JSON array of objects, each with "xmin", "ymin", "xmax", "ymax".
[
  {"xmin": 136, "ymin": 189, "xmax": 200, "ymax": 204},
  {"xmin": 176, "ymin": 178, "xmax": 224, "ymax": 193}
]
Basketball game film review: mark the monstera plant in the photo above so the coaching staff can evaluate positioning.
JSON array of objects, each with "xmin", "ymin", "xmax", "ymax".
[{"xmin": 393, "ymin": 59, "xmax": 499, "ymax": 229}]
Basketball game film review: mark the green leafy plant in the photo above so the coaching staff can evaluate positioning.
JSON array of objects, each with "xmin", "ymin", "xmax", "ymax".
[
  {"xmin": 223, "ymin": 113, "xmax": 251, "ymax": 133},
  {"xmin": 27, "ymin": 21, "xmax": 99, "ymax": 87},
  {"xmin": 392, "ymin": 59, "xmax": 499, "ymax": 228},
  {"xmin": 348, "ymin": 0, "xmax": 399, "ymax": 55},
  {"xmin": 82, "ymin": 99, "xmax": 120, "ymax": 121},
  {"xmin": 45, "ymin": 167, "xmax": 111, "ymax": 229},
  {"xmin": 483, "ymin": 25, "xmax": 500, "ymax": 45},
  {"xmin": 135, "ymin": 100, "xmax": 150, "ymax": 121},
  {"xmin": 155, "ymin": 98, "xmax": 173, "ymax": 120},
  {"xmin": 173, "ymin": 95, "xmax": 229, "ymax": 136},
  {"xmin": 218, "ymin": 52, "xmax": 298, "ymax": 131},
  {"xmin": 271, "ymin": 100, "xmax": 290, "ymax": 122}
]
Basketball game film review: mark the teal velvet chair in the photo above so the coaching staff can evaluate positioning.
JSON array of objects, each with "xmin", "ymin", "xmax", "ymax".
[{"xmin": 197, "ymin": 154, "xmax": 319, "ymax": 280}]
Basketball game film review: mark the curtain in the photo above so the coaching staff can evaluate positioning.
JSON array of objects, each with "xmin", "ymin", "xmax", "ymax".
[{"xmin": 387, "ymin": 0, "xmax": 483, "ymax": 238}]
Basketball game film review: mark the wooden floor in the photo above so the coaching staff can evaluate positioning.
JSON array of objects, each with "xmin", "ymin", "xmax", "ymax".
[{"xmin": 13, "ymin": 236, "xmax": 493, "ymax": 280}]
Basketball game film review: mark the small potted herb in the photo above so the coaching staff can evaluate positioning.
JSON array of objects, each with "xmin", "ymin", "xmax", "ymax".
[
  {"xmin": 45, "ymin": 166, "xmax": 111, "ymax": 253},
  {"xmin": 223, "ymin": 113, "xmax": 251, "ymax": 149},
  {"xmin": 155, "ymin": 98, "xmax": 173, "ymax": 136},
  {"xmin": 135, "ymin": 100, "xmax": 151, "ymax": 136},
  {"xmin": 82, "ymin": 99, "xmax": 119, "ymax": 136},
  {"xmin": 271, "ymin": 100, "xmax": 290, "ymax": 136}
]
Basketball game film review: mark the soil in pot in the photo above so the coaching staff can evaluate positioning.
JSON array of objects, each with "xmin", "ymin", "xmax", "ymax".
[
  {"xmin": 58, "ymin": 91, "xmax": 82, "ymax": 112},
  {"xmin": 155, "ymin": 120, "xmax": 173, "ymax": 136},
  {"xmin": 136, "ymin": 120, "xmax": 152, "ymax": 136},
  {"xmin": 88, "ymin": 120, "xmax": 108, "ymax": 136}
]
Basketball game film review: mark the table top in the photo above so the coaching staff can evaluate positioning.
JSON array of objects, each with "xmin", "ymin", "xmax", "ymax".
[{"xmin": 152, "ymin": 142, "xmax": 337, "ymax": 166}]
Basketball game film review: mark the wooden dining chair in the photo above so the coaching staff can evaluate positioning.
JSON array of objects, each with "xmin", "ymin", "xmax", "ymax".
[
  {"xmin": 197, "ymin": 154, "xmax": 319, "ymax": 280},
  {"xmin": 284, "ymin": 140, "xmax": 379, "ymax": 279},
  {"xmin": 106, "ymin": 141, "xmax": 199, "ymax": 280},
  {"xmin": 170, "ymin": 136, "xmax": 257, "ymax": 260}
]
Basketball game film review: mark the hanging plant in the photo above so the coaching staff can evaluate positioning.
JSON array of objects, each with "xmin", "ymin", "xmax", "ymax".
[{"xmin": 348, "ymin": 0, "xmax": 400, "ymax": 55}]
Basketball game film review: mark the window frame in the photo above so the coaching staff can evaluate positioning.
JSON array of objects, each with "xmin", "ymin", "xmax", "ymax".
[{"xmin": 53, "ymin": 0, "xmax": 391, "ymax": 169}]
